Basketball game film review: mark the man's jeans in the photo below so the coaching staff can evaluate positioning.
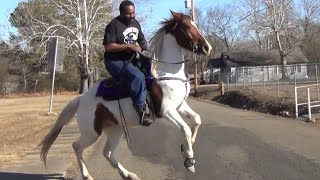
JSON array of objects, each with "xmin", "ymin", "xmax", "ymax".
[{"xmin": 105, "ymin": 60, "xmax": 146, "ymax": 107}]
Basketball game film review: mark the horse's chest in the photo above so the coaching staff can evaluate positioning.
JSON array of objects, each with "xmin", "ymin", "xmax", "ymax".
[{"xmin": 160, "ymin": 81, "xmax": 189, "ymax": 100}]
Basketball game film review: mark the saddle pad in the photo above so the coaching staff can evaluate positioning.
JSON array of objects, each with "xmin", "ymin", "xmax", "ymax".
[{"xmin": 96, "ymin": 78, "xmax": 130, "ymax": 101}]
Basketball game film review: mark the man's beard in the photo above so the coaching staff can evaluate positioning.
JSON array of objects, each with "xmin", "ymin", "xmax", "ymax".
[{"xmin": 125, "ymin": 18, "xmax": 134, "ymax": 23}]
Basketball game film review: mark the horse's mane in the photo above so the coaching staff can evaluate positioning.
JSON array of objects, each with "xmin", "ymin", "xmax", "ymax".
[{"xmin": 148, "ymin": 18, "xmax": 175, "ymax": 61}]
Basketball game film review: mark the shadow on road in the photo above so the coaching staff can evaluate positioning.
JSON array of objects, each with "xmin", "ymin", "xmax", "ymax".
[{"xmin": 0, "ymin": 172, "xmax": 64, "ymax": 180}]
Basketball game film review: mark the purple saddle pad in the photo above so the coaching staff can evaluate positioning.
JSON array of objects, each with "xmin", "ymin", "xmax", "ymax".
[
  {"xmin": 96, "ymin": 76, "xmax": 155, "ymax": 101},
  {"xmin": 96, "ymin": 78, "xmax": 130, "ymax": 101}
]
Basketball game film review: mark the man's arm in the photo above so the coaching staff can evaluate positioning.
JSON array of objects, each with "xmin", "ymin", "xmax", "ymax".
[
  {"xmin": 104, "ymin": 43, "xmax": 142, "ymax": 53},
  {"xmin": 137, "ymin": 23, "xmax": 147, "ymax": 50}
]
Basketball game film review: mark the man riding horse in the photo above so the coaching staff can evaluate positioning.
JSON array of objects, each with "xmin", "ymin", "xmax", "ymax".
[{"xmin": 103, "ymin": 0, "xmax": 153, "ymax": 126}]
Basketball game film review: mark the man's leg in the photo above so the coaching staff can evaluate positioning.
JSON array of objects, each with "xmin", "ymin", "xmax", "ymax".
[
  {"xmin": 104, "ymin": 60, "xmax": 124, "ymax": 79},
  {"xmin": 122, "ymin": 63, "xmax": 153, "ymax": 126}
]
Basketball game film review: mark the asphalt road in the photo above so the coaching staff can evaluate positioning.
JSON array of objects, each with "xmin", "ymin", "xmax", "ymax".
[{"xmin": 73, "ymin": 98, "xmax": 320, "ymax": 180}]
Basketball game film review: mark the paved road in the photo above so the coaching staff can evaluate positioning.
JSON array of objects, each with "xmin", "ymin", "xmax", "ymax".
[
  {"xmin": 0, "ymin": 122, "xmax": 79, "ymax": 180},
  {"xmin": 72, "ymin": 98, "xmax": 320, "ymax": 180}
]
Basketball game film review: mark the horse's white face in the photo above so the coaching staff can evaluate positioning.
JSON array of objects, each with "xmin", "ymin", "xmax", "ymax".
[{"xmin": 166, "ymin": 11, "xmax": 212, "ymax": 56}]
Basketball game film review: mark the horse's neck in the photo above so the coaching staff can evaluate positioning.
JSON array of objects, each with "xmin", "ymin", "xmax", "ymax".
[{"xmin": 153, "ymin": 34, "xmax": 186, "ymax": 79}]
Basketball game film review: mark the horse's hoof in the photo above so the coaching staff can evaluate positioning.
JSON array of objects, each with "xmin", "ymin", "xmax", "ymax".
[
  {"xmin": 125, "ymin": 173, "xmax": 140, "ymax": 180},
  {"xmin": 83, "ymin": 176, "xmax": 94, "ymax": 180},
  {"xmin": 184, "ymin": 157, "xmax": 196, "ymax": 173},
  {"xmin": 187, "ymin": 165, "xmax": 196, "ymax": 173}
]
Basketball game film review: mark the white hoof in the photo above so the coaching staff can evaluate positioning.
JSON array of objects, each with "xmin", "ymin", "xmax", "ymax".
[
  {"xmin": 184, "ymin": 157, "xmax": 196, "ymax": 173},
  {"xmin": 126, "ymin": 173, "xmax": 140, "ymax": 180},
  {"xmin": 83, "ymin": 175, "xmax": 94, "ymax": 180},
  {"xmin": 187, "ymin": 165, "xmax": 196, "ymax": 173}
]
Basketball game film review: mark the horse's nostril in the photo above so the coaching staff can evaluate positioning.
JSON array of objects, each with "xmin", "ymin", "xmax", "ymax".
[{"xmin": 203, "ymin": 45, "xmax": 209, "ymax": 52}]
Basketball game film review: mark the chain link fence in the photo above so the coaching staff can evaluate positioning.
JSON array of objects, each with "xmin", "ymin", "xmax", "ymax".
[{"xmin": 204, "ymin": 63, "xmax": 320, "ymax": 99}]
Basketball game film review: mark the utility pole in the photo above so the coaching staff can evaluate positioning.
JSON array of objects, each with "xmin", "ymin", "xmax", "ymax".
[
  {"xmin": 185, "ymin": 0, "xmax": 198, "ymax": 96},
  {"xmin": 191, "ymin": 0, "xmax": 198, "ymax": 96}
]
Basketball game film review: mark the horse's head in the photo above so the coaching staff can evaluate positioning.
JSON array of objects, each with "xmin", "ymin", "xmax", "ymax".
[{"xmin": 164, "ymin": 11, "xmax": 212, "ymax": 56}]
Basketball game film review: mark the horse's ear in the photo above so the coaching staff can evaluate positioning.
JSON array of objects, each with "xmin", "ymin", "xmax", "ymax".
[{"xmin": 170, "ymin": 10, "xmax": 181, "ymax": 21}]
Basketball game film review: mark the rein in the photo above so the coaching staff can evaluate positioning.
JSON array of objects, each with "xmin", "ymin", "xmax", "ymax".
[
  {"xmin": 155, "ymin": 76, "xmax": 189, "ymax": 82},
  {"xmin": 152, "ymin": 59, "xmax": 189, "ymax": 64}
]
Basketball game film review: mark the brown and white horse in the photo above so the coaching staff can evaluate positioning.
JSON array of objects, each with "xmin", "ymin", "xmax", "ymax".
[{"xmin": 40, "ymin": 11, "xmax": 212, "ymax": 180}]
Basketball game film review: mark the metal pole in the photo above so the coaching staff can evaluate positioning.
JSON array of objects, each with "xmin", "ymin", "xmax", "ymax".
[
  {"xmin": 227, "ymin": 74, "xmax": 229, "ymax": 91},
  {"xmin": 263, "ymin": 66, "xmax": 266, "ymax": 93},
  {"xmin": 251, "ymin": 67, "xmax": 253, "ymax": 89},
  {"xmin": 277, "ymin": 65, "xmax": 279, "ymax": 96},
  {"xmin": 295, "ymin": 86, "xmax": 298, "ymax": 118},
  {"xmin": 307, "ymin": 88, "xmax": 312, "ymax": 121},
  {"xmin": 243, "ymin": 67, "xmax": 245, "ymax": 89},
  {"xmin": 316, "ymin": 64, "xmax": 319, "ymax": 100},
  {"xmin": 191, "ymin": 0, "xmax": 198, "ymax": 96},
  {"xmin": 235, "ymin": 67, "xmax": 238, "ymax": 89},
  {"xmin": 48, "ymin": 44, "xmax": 57, "ymax": 114},
  {"xmin": 293, "ymin": 65, "xmax": 297, "ymax": 87}
]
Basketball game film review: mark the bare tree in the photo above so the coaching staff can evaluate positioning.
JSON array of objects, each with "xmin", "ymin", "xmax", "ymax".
[
  {"xmin": 300, "ymin": 0, "xmax": 320, "ymax": 37},
  {"xmin": 298, "ymin": 0, "xmax": 320, "ymax": 62},
  {"xmin": 263, "ymin": 0, "xmax": 301, "ymax": 79},
  {"xmin": 204, "ymin": 4, "xmax": 245, "ymax": 52},
  {"xmin": 239, "ymin": 0, "xmax": 270, "ymax": 49},
  {"xmin": 241, "ymin": 0, "xmax": 302, "ymax": 79},
  {"xmin": 10, "ymin": 0, "xmax": 114, "ymax": 93}
]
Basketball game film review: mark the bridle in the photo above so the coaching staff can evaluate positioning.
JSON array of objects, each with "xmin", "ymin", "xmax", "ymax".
[
  {"xmin": 151, "ymin": 21, "xmax": 197, "ymax": 65},
  {"xmin": 168, "ymin": 21, "xmax": 199, "ymax": 54}
]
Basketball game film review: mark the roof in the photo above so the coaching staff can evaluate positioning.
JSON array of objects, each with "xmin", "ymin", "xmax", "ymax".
[{"xmin": 208, "ymin": 46, "xmax": 310, "ymax": 67}]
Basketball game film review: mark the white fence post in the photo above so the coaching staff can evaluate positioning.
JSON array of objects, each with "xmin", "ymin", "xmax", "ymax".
[
  {"xmin": 307, "ymin": 88, "xmax": 312, "ymax": 121},
  {"xmin": 263, "ymin": 66, "xmax": 266, "ymax": 93},
  {"xmin": 295, "ymin": 86, "xmax": 298, "ymax": 118}
]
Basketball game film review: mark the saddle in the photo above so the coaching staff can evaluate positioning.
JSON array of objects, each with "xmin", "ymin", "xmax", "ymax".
[
  {"xmin": 96, "ymin": 53, "xmax": 154, "ymax": 101},
  {"xmin": 96, "ymin": 76, "xmax": 154, "ymax": 101},
  {"xmin": 95, "ymin": 53, "xmax": 160, "ymax": 119}
]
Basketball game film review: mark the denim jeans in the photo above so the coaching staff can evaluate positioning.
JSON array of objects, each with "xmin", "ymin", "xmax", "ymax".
[{"xmin": 105, "ymin": 60, "xmax": 146, "ymax": 107}]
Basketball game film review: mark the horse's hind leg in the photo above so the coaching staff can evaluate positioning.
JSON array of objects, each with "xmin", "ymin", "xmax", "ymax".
[
  {"xmin": 73, "ymin": 130, "xmax": 99, "ymax": 180},
  {"xmin": 178, "ymin": 101, "xmax": 201, "ymax": 145},
  {"xmin": 103, "ymin": 127, "xmax": 140, "ymax": 180}
]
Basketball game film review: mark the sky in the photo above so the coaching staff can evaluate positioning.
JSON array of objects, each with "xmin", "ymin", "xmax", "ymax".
[
  {"xmin": 0, "ymin": 0, "xmax": 21, "ymax": 40},
  {"xmin": 0, "ymin": 0, "xmax": 228, "ymax": 41}
]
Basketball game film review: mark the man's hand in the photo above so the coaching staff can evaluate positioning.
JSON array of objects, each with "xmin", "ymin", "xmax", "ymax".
[
  {"xmin": 127, "ymin": 44, "xmax": 142, "ymax": 52},
  {"xmin": 105, "ymin": 43, "xmax": 142, "ymax": 53}
]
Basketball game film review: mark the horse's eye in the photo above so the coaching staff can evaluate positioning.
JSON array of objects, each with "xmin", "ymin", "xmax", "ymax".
[{"xmin": 182, "ymin": 24, "xmax": 190, "ymax": 30}]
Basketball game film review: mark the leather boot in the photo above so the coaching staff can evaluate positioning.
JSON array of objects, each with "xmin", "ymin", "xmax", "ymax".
[{"xmin": 134, "ymin": 104, "xmax": 153, "ymax": 126}]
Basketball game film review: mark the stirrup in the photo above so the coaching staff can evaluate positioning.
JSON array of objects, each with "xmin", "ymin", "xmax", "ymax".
[{"xmin": 139, "ymin": 112, "xmax": 153, "ymax": 126}]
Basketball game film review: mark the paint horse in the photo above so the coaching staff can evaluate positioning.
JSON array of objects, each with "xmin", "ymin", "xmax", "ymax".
[{"xmin": 40, "ymin": 11, "xmax": 212, "ymax": 180}]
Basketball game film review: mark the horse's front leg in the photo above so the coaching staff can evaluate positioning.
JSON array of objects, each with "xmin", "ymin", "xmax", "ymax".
[
  {"xmin": 178, "ymin": 101, "xmax": 201, "ymax": 145},
  {"xmin": 163, "ymin": 109, "xmax": 196, "ymax": 173}
]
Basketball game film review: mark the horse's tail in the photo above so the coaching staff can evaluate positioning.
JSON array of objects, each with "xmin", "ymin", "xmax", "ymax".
[{"xmin": 39, "ymin": 96, "xmax": 80, "ymax": 167}]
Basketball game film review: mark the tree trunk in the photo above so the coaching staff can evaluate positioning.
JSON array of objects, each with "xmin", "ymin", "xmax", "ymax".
[
  {"xmin": 275, "ymin": 31, "xmax": 288, "ymax": 80},
  {"xmin": 78, "ymin": 65, "xmax": 90, "ymax": 94},
  {"xmin": 22, "ymin": 66, "xmax": 27, "ymax": 92},
  {"xmin": 280, "ymin": 55, "xmax": 287, "ymax": 80},
  {"xmin": 79, "ymin": 76, "xmax": 89, "ymax": 94},
  {"xmin": 88, "ymin": 73, "xmax": 94, "ymax": 87}
]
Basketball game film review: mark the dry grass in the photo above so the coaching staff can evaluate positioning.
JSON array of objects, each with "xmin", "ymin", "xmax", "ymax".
[{"xmin": 0, "ymin": 94, "xmax": 76, "ymax": 170}]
